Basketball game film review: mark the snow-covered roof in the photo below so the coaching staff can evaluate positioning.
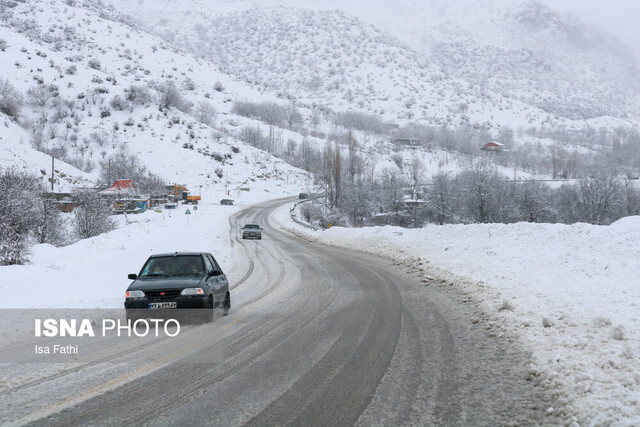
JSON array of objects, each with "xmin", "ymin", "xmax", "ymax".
[{"xmin": 100, "ymin": 179, "xmax": 136, "ymax": 195}]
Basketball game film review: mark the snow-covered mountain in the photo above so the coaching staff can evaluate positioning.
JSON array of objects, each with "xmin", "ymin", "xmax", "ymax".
[
  {"xmin": 103, "ymin": 0, "xmax": 640, "ymax": 131},
  {"xmin": 0, "ymin": 0, "xmax": 309, "ymax": 195}
]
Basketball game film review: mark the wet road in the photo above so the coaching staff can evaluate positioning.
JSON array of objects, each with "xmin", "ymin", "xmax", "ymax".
[{"xmin": 0, "ymin": 198, "xmax": 561, "ymax": 425}]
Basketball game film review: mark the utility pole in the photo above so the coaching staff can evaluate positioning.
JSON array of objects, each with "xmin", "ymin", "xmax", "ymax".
[{"xmin": 51, "ymin": 155, "xmax": 54, "ymax": 191}]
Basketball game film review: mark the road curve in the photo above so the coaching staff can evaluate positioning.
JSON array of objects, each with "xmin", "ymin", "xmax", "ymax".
[{"xmin": 2, "ymin": 198, "xmax": 562, "ymax": 426}]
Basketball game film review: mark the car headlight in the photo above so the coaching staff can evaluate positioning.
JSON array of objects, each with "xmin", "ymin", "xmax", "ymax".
[
  {"xmin": 126, "ymin": 290, "xmax": 145, "ymax": 298},
  {"xmin": 181, "ymin": 288, "xmax": 205, "ymax": 296}
]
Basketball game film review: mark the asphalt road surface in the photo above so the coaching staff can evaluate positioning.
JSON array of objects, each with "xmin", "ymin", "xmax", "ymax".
[{"xmin": 0, "ymin": 198, "xmax": 562, "ymax": 426}]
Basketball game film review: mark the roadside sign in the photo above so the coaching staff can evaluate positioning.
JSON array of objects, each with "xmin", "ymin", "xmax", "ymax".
[
  {"xmin": 185, "ymin": 209, "xmax": 192, "ymax": 215},
  {"xmin": 193, "ymin": 206, "xmax": 198, "ymax": 211}
]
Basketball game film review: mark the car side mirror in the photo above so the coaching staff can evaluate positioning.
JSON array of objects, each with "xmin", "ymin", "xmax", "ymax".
[
  {"xmin": 128, "ymin": 273, "xmax": 137, "ymax": 280},
  {"xmin": 208, "ymin": 270, "xmax": 222, "ymax": 277}
]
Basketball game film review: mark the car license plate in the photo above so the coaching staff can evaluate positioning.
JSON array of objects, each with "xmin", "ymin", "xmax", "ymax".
[{"xmin": 148, "ymin": 302, "xmax": 177, "ymax": 309}]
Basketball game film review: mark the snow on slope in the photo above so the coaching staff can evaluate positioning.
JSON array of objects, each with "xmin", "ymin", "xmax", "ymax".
[
  {"xmin": 0, "ymin": 115, "xmax": 93, "ymax": 191},
  {"xmin": 105, "ymin": 0, "xmax": 640, "ymax": 132},
  {"xmin": 275, "ymin": 206, "xmax": 640, "ymax": 424},
  {"xmin": 0, "ymin": 0, "xmax": 309, "ymax": 196}
]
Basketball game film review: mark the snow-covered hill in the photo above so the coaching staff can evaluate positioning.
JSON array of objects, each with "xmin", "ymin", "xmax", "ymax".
[
  {"xmin": 104, "ymin": 0, "xmax": 640, "ymax": 132},
  {"xmin": 0, "ymin": 0, "xmax": 309, "ymax": 196},
  {"xmin": 0, "ymin": 117, "xmax": 92, "ymax": 191}
]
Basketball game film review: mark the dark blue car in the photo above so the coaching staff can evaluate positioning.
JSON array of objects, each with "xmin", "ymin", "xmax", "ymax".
[{"xmin": 125, "ymin": 252, "xmax": 230, "ymax": 323}]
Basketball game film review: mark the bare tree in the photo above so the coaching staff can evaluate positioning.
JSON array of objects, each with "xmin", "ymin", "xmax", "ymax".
[
  {"xmin": 27, "ymin": 85, "xmax": 53, "ymax": 107},
  {"xmin": 0, "ymin": 169, "xmax": 41, "ymax": 264},
  {"xmin": 157, "ymin": 81, "xmax": 190, "ymax": 113},
  {"xmin": 33, "ymin": 198, "xmax": 67, "ymax": 245},
  {"xmin": 514, "ymin": 180, "xmax": 554, "ymax": 222},
  {"xmin": 72, "ymin": 190, "xmax": 116, "ymax": 239},
  {"xmin": 456, "ymin": 161, "xmax": 502, "ymax": 223},
  {"xmin": 575, "ymin": 173, "xmax": 623, "ymax": 225},
  {"xmin": 284, "ymin": 103, "xmax": 302, "ymax": 129},
  {"xmin": 379, "ymin": 167, "xmax": 407, "ymax": 225},
  {"xmin": 125, "ymin": 85, "xmax": 153, "ymax": 105},
  {"xmin": 0, "ymin": 78, "xmax": 22, "ymax": 120},
  {"xmin": 428, "ymin": 172, "xmax": 456, "ymax": 225},
  {"xmin": 196, "ymin": 101, "xmax": 217, "ymax": 126},
  {"xmin": 408, "ymin": 154, "xmax": 424, "ymax": 199}
]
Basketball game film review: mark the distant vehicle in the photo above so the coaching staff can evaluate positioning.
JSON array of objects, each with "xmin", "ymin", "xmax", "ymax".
[
  {"xmin": 298, "ymin": 192, "xmax": 309, "ymax": 200},
  {"xmin": 241, "ymin": 224, "xmax": 262, "ymax": 240},
  {"xmin": 182, "ymin": 193, "xmax": 201, "ymax": 204},
  {"xmin": 220, "ymin": 199, "xmax": 234, "ymax": 205},
  {"xmin": 167, "ymin": 184, "xmax": 189, "ymax": 202},
  {"xmin": 125, "ymin": 252, "xmax": 230, "ymax": 323}
]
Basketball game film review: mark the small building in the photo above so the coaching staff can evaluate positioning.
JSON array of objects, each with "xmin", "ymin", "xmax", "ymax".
[
  {"xmin": 100, "ymin": 179, "xmax": 136, "ymax": 196},
  {"xmin": 113, "ymin": 198, "xmax": 148, "ymax": 214},
  {"xmin": 44, "ymin": 192, "xmax": 75, "ymax": 213},
  {"xmin": 481, "ymin": 141, "xmax": 506, "ymax": 152}
]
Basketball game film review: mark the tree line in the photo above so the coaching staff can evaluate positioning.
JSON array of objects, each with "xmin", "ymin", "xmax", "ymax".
[{"xmin": 0, "ymin": 150, "xmax": 165, "ymax": 265}]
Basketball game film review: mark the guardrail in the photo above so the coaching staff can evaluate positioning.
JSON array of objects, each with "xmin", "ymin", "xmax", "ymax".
[{"xmin": 290, "ymin": 199, "xmax": 321, "ymax": 231}]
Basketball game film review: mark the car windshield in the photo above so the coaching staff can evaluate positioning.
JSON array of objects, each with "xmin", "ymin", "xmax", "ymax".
[
  {"xmin": 140, "ymin": 255, "xmax": 205, "ymax": 277},
  {"xmin": 244, "ymin": 224, "xmax": 260, "ymax": 229}
]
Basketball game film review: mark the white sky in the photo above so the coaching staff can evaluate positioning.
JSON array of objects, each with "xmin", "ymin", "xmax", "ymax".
[{"xmin": 545, "ymin": 0, "xmax": 640, "ymax": 63}]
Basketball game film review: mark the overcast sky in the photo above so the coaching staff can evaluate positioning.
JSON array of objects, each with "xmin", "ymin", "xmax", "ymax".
[{"xmin": 546, "ymin": 0, "xmax": 640, "ymax": 63}]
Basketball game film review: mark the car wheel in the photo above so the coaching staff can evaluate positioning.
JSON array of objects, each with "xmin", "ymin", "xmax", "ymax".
[{"xmin": 223, "ymin": 293, "xmax": 230, "ymax": 316}]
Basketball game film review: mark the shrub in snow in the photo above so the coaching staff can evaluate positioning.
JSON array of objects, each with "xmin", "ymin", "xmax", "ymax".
[
  {"xmin": 183, "ymin": 77, "xmax": 196, "ymax": 91},
  {"xmin": 87, "ymin": 58, "xmax": 101, "ymax": 70},
  {"xmin": 542, "ymin": 317, "xmax": 553, "ymax": 328},
  {"xmin": 215, "ymin": 167, "xmax": 223, "ymax": 178},
  {"xmin": 0, "ymin": 78, "xmax": 22, "ymax": 120},
  {"xmin": 27, "ymin": 85, "xmax": 53, "ymax": 107},
  {"xmin": 124, "ymin": 85, "xmax": 153, "ymax": 105},
  {"xmin": 156, "ymin": 81, "xmax": 190, "ymax": 113},
  {"xmin": 333, "ymin": 110, "xmax": 390, "ymax": 134},
  {"xmin": 213, "ymin": 81, "xmax": 224, "ymax": 92},
  {"xmin": 232, "ymin": 100, "xmax": 286, "ymax": 126},
  {"xmin": 196, "ymin": 101, "xmax": 216, "ymax": 126},
  {"xmin": 0, "ymin": 39, "xmax": 8, "ymax": 51},
  {"xmin": 0, "ymin": 223, "xmax": 30, "ymax": 266},
  {"xmin": 593, "ymin": 317, "xmax": 612, "ymax": 328},
  {"xmin": 33, "ymin": 199, "xmax": 67, "ymax": 246},
  {"xmin": 72, "ymin": 190, "xmax": 116, "ymax": 239},
  {"xmin": 0, "ymin": 169, "xmax": 41, "ymax": 264},
  {"xmin": 612, "ymin": 326, "xmax": 625, "ymax": 341},
  {"xmin": 109, "ymin": 95, "xmax": 128, "ymax": 111},
  {"xmin": 499, "ymin": 299, "xmax": 515, "ymax": 312}
]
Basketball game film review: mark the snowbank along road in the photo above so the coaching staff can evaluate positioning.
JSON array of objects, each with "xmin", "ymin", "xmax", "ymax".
[{"xmin": 0, "ymin": 198, "xmax": 563, "ymax": 425}]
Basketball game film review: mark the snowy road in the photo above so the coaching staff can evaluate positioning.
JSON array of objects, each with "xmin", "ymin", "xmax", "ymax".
[{"xmin": 1, "ymin": 199, "xmax": 561, "ymax": 425}]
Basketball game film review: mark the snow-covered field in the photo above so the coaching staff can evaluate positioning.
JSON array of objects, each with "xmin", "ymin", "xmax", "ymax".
[{"xmin": 274, "ymin": 204, "xmax": 640, "ymax": 424}]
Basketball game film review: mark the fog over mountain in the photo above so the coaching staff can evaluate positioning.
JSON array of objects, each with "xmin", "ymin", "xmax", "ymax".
[{"xmin": 104, "ymin": 0, "xmax": 640, "ymax": 127}]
